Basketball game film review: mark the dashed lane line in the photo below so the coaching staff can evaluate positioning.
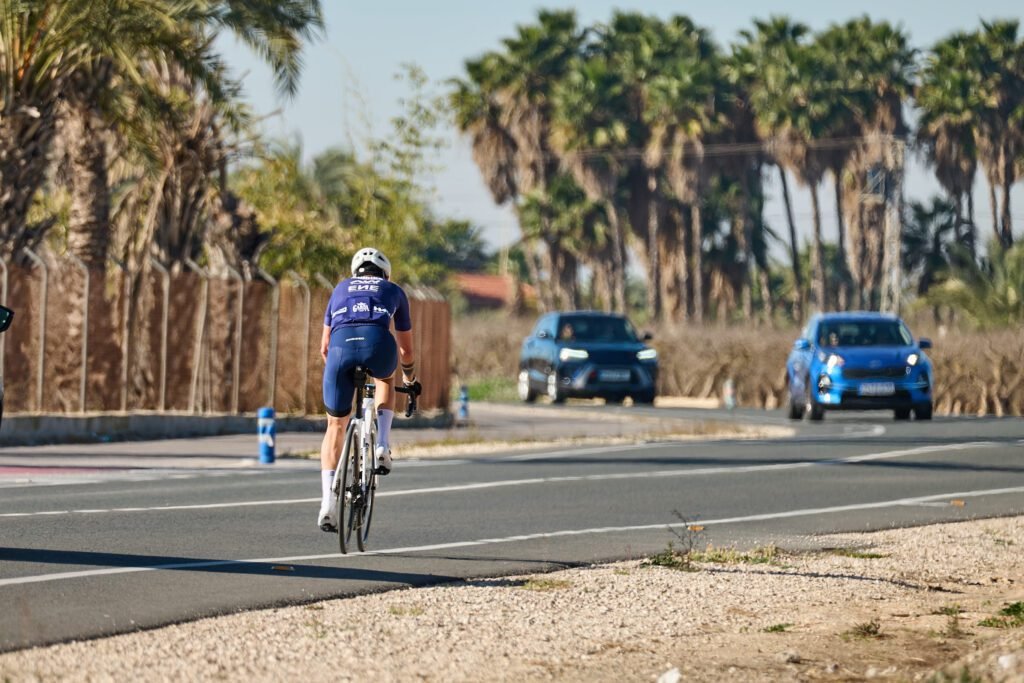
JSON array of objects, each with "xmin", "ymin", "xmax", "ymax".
[
  {"xmin": 0, "ymin": 441, "xmax": 998, "ymax": 519},
  {"xmin": 1, "ymin": 484, "xmax": 1022, "ymax": 588}
]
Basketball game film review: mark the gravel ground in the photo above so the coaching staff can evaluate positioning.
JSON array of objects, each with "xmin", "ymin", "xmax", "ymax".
[{"xmin": 3, "ymin": 516, "xmax": 1023, "ymax": 682}]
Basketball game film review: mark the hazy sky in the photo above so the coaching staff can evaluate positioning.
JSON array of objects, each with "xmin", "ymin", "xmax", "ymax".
[{"xmin": 221, "ymin": 1, "xmax": 1024, "ymax": 252}]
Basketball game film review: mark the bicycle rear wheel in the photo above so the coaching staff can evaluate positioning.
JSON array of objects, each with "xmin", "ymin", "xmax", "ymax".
[
  {"xmin": 355, "ymin": 423, "xmax": 378, "ymax": 551},
  {"xmin": 337, "ymin": 423, "xmax": 359, "ymax": 554}
]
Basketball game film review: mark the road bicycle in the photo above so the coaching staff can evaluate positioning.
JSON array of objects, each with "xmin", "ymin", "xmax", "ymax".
[{"xmin": 334, "ymin": 366, "xmax": 420, "ymax": 553}]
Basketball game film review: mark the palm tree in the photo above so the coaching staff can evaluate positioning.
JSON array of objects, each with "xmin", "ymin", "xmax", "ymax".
[
  {"xmin": 61, "ymin": 0, "xmax": 324, "ymax": 271},
  {"xmin": 649, "ymin": 15, "xmax": 721, "ymax": 324},
  {"xmin": 925, "ymin": 241, "xmax": 1024, "ymax": 328},
  {"xmin": 753, "ymin": 36, "xmax": 841, "ymax": 314},
  {"xmin": 0, "ymin": 0, "xmax": 220, "ymax": 260},
  {"xmin": 972, "ymin": 20, "xmax": 1024, "ymax": 248},
  {"xmin": 901, "ymin": 197, "xmax": 958, "ymax": 323},
  {"xmin": 822, "ymin": 18, "xmax": 916, "ymax": 310},
  {"xmin": 917, "ymin": 33, "xmax": 983, "ymax": 258},
  {"xmin": 551, "ymin": 33, "xmax": 633, "ymax": 312},
  {"xmin": 734, "ymin": 17, "xmax": 811, "ymax": 320},
  {"xmin": 450, "ymin": 11, "xmax": 584, "ymax": 310}
]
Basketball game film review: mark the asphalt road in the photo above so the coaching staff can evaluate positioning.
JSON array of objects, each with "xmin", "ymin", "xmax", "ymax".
[{"xmin": 2, "ymin": 406, "xmax": 1023, "ymax": 652}]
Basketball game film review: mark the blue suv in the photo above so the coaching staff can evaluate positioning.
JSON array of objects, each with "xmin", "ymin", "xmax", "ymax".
[
  {"xmin": 786, "ymin": 312, "xmax": 934, "ymax": 421},
  {"xmin": 518, "ymin": 311, "xmax": 658, "ymax": 405}
]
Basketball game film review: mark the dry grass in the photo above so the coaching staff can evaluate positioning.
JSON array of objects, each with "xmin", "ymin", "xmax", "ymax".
[{"xmin": 451, "ymin": 313, "xmax": 1024, "ymax": 416}]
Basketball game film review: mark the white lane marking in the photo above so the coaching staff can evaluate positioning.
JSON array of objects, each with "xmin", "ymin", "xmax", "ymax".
[
  {"xmin": 842, "ymin": 424, "xmax": 887, "ymax": 438},
  {"xmin": 0, "ymin": 498, "xmax": 320, "ymax": 518},
  {"xmin": 0, "ymin": 442, "xmax": 999, "ymax": 518},
  {"xmin": 2, "ymin": 485, "xmax": 1023, "ymax": 588},
  {"xmin": 504, "ymin": 424, "xmax": 893, "ymax": 462},
  {"xmin": 505, "ymin": 443, "xmax": 658, "ymax": 461}
]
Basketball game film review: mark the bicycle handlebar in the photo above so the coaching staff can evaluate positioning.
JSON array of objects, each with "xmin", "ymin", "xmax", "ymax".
[{"xmin": 395, "ymin": 381, "xmax": 422, "ymax": 418}]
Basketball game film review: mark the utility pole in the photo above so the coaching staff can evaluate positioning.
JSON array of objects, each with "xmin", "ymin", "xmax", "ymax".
[{"xmin": 880, "ymin": 138, "xmax": 905, "ymax": 314}]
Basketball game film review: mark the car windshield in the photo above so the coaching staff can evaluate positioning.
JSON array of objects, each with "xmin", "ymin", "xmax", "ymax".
[
  {"xmin": 817, "ymin": 320, "xmax": 913, "ymax": 347},
  {"xmin": 557, "ymin": 315, "xmax": 638, "ymax": 343}
]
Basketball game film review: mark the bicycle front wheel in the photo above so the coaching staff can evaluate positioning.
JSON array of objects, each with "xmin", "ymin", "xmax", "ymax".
[
  {"xmin": 337, "ymin": 423, "xmax": 359, "ymax": 554},
  {"xmin": 356, "ymin": 423, "xmax": 378, "ymax": 552}
]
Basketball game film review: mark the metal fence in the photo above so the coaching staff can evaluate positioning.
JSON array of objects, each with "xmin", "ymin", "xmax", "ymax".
[{"xmin": 0, "ymin": 251, "xmax": 451, "ymax": 415}]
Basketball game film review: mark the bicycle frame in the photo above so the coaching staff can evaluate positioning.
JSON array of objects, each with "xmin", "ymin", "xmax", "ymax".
[
  {"xmin": 335, "ymin": 368, "xmax": 378, "ymax": 553},
  {"xmin": 334, "ymin": 367, "xmax": 420, "ymax": 553}
]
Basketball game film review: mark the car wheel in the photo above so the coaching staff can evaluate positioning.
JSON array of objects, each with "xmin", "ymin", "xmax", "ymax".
[
  {"xmin": 894, "ymin": 408, "xmax": 912, "ymax": 421},
  {"xmin": 913, "ymin": 402, "xmax": 933, "ymax": 421},
  {"xmin": 787, "ymin": 392, "xmax": 804, "ymax": 420},
  {"xmin": 546, "ymin": 373, "xmax": 566, "ymax": 404},
  {"xmin": 633, "ymin": 390, "xmax": 656, "ymax": 406},
  {"xmin": 517, "ymin": 369, "xmax": 538, "ymax": 403},
  {"xmin": 804, "ymin": 375, "xmax": 824, "ymax": 421}
]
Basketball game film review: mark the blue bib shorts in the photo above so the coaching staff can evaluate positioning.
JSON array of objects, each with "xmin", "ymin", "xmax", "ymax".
[{"xmin": 322, "ymin": 324, "xmax": 398, "ymax": 418}]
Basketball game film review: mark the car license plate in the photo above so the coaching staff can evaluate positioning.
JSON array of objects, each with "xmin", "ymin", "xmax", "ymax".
[
  {"xmin": 599, "ymin": 369, "xmax": 631, "ymax": 382},
  {"xmin": 859, "ymin": 382, "xmax": 895, "ymax": 397}
]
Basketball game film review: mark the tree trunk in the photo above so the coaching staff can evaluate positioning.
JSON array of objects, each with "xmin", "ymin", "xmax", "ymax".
[
  {"xmin": 809, "ymin": 185, "xmax": 827, "ymax": 313},
  {"xmin": 542, "ymin": 241, "xmax": 562, "ymax": 309},
  {"xmin": 779, "ymin": 166, "xmax": 803, "ymax": 321},
  {"xmin": 65, "ymin": 103, "xmax": 112, "ymax": 271},
  {"xmin": 646, "ymin": 172, "xmax": 661, "ymax": 321},
  {"xmin": 661, "ymin": 204, "xmax": 688, "ymax": 324},
  {"xmin": 966, "ymin": 190, "xmax": 977, "ymax": 260},
  {"xmin": 560, "ymin": 248, "xmax": 580, "ymax": 309},
  {"xmin": 758, "ymin": 265, "xmax": 776, "ymax": 321},
  {"xmin": 690, "ymin": 202, "xmax": 704, "ymax": 323},
  {"xmin": 589, "ymin": 259, "xmax": 613, "ymax": 312},
  {"xmin": 523, "ymin": 238, "xmax": 549, "ymax": 312},
  {"xmin": 606, "ymin": 202, "xmax": 627, "ymax": 313},
  {"xmin": 1001, "ymin": 178, "xmax": 1014, "ymax": 248},
  {"xmin": 738, "ymin": 178, "xmax": 754, "ymax": 322},
  {"xmin": 989, "ymin": 179, "xmax": 1000, "ymax": 246},
  {"xmin": 0, "ymin": 106, "xmax": 60, "ymax": 258},
  {"xmin": 834, "ymin": 173, "xmax": 848, "ymax": 311}
]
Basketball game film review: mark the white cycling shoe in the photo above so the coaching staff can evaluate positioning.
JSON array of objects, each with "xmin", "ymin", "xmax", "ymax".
[
  {"xmin": 375, "ymin": 446, "xmax": 393, "ymax": 475},
  {"xmin": 317, "ymin": 497, "xmax": 338, "ymax": 532}
]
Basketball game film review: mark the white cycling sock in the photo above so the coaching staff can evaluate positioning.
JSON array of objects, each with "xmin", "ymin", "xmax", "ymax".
[
  {"xmin": 377, "ymin": 409, "xmax": 394, "ymax": 451},
  {"xmin": 321, "ymin": 469, "xmax": 335, "ymax": 503}
]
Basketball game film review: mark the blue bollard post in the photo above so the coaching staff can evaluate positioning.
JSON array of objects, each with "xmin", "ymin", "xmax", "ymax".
[
  {"xmin": 458, "ymin": 385, "xmax": 470, "ymax": 423},
  {"xmin": 258, "ymin": 407, "xmax": 276, "ymax": 464}
]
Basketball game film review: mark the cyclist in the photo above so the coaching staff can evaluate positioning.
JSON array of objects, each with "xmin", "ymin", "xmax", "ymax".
[{"xmin": 317, "ymin": 247, "xmax": 419, "ymax": 532}]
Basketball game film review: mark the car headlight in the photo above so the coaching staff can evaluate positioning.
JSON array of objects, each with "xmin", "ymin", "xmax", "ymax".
[
  {"xmin": 826, "ymin": 354, "xmax": 844, "ymax": 371},
  {"xmin": 637, "ymin": 348, "xmax": 657, "ymax": 361},
  {"xmin": 559, "ymin": 348, "xmax": 589, "ymax": 362},
  {"xmin": 907, "ymin": 353, "xmax": 919, "ymax": 367}
]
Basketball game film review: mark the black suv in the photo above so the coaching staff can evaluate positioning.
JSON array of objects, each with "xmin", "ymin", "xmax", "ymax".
[{"xmin": 517, "ymin": 311, "xmax": 658, "ymax": 404}]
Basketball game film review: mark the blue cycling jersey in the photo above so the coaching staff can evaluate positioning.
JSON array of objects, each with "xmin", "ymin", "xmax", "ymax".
[{"xmin": 323, "ymin": 277, "xmax": 412, "ymax": 333}]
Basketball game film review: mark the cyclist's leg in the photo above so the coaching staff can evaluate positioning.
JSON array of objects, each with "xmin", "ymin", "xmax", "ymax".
[
  {"xmin": 319, "ymin": 336, "xmax": 358, "ymax": 530},
  {"xmin": 321, "ymin": 343, "xmax": 357, "ymax": 470},
  {"xmin": 365, "ymin": 328, "xmax": 398, "ymax": 461}
]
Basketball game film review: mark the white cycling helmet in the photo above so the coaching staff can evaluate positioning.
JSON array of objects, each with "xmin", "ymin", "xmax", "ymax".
[{"xmin": 350, "ymin": 247, "xmax": 392, "ymax": 279}]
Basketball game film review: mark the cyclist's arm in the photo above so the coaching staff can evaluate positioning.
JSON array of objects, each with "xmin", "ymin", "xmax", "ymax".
[
  {"xmin": 320, "ymin": 325, "xmax": 330, "ymax": 362},
  {"xmin": 396, "ymin": 329, "xmax": 415, "ymax": 378},
  {"xmin": 392, "ymin": 285, "xmax": 416, "ymax": 382}
]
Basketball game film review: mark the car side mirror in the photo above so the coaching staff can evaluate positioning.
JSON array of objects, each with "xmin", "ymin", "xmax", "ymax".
[
  {"xmin": 642, "ymin": 331, "xmax": 653, "ymax": 342},
  {"xmin": 918, "ymin": 338, "xmax": 932, "ymax": 350},
  {"xmin": 793, "ymin": 338, "xmax": 811, "ymax": 351},
  {"xmin": 537, "ymin": 330, "xmax": 551, "ymax": 340},
  {"xmin": 0, "ymin": 305, "xmax": 12, "ymax": 333}
]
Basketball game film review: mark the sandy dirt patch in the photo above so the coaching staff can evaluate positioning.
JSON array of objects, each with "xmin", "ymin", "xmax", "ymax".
[{"xmin": 2, "ymin": 516, "xmax": 1022, "ymax": 682}]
